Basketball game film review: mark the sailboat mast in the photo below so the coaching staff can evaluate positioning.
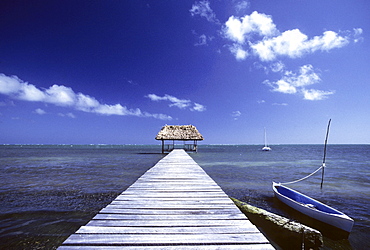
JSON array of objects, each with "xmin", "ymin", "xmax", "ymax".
[
  {"xmin": 321, "ymin": 119, "xmax": 331, "ymax": 189},
  {"xmin": 264, "ymin": 127, "xmax": 267, "ymax": 147}
]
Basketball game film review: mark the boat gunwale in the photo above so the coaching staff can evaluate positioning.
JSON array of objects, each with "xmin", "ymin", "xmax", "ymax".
[{"xmin": 272, "ymin": 182, "xmax": 353, "ymax": 221}]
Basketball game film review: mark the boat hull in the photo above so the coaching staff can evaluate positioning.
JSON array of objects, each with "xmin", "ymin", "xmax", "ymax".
[{"xmin": 272, "ymin": 182, "xmax": 354, "ymax": 233}]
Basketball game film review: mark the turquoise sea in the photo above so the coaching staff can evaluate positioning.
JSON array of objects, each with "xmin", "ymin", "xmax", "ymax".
[{"xmin": 0, "ymin": 144, "xmax": 369, "ymax": 249}]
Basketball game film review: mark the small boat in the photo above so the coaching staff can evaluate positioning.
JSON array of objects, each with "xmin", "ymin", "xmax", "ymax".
[
  {"xmin": 262, "ymin": 127, "xmax": 271, "ymax": 151},
  {"xmin": 272, "ymin": 182, "xmax": 354, "ymax": 233}
]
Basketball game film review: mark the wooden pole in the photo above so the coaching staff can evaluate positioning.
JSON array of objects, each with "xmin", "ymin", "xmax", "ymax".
[{"xmin": 321, "ymin": 119, "xmax": 331, "ymax": 189}]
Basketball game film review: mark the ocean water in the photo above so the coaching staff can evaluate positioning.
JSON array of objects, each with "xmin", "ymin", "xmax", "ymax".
[{"xmin": 0, "ymin": 144, "xmax": 369, "ymax": 249}]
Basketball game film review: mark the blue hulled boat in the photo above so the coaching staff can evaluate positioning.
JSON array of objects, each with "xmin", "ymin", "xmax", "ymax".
[{"xmin": 272, "ymin": 182, "xmax": 354, "ymax": 233}]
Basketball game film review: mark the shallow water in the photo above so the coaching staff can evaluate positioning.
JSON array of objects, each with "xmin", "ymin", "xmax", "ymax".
[
  {"xmin": 192, "ymin": 144, "xmax": 370, "ymax": 249},
  {"xmin": 0, "ymin": 144, "xmax": 369, "ymax": 249}
]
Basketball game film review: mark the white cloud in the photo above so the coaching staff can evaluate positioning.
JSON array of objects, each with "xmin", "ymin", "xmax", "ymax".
[
  {"xmin": 302, "ymin": 89, "xmax": 334, "ymax": 101},
  {"xmin": 251, "ymin": 29, "xmax": 349, "ymax": 61},
  {"xmin": 230, "ymin": 44, "xmax": 248, "ymax": 60},
  {"xmin": 234, "ymin": 1, "xmax": 250, "ymax": 13},
  {"xmin": 146, "ymin": 94, "xmax": 206, "ymax": 112},
  {"xmin": 45, "ymin": 85, "xmax": 76, "ymax": 106},
  {"xmin": 222, "ymin": 10, "xmax": 354, "ymax": 62},
  {"xmin": 191, "ymin": 103, "xmax": 206, "ymax": 112},
  {"xmin": 145, "ymin": 112, "xmax": 173, "ymax": 120},
  {"xmin": 265, "ymin": 78, "xmax": 297, "ymax": 94},
  {"xmin": 0, "ymin": 74, "xmax": 46, "ymax": 101},
  {"xmin": 189, "ymin": 0, "xmax": 219, "ymax": 24},
  {"xmin": 75, "ymin": 93, "xmax": 100, "ymax": 112},
  {"xmin": 272, "ymin": 102, "xmax": 288, "ymax": 106},
  {"xmin": 223, "ymin": 11, "xmax": 278, "ymax": 44},
  {"xmin": 195, "ymin": 34, "xmax": 207, "ymax": 46},
  {"xmin": 0, "ymin": 73, "xmax": 172, "ymax": 120},
  {"xmin": 167, "ymin": 96, "xmax": 191, "ymax": 109},
  {"xmin": 58, "ymin": 112, "xmax": 76, "ymax": 118},
  {"xmin": 270, "ymin": 61, "xmax": 285, "ymax": 72},
  {"xmin": 19, "ymin": 83, "xmax": 46, "ymax": 101},
  {"xmin": 264, "ymin": 64, "xmax": 333, "ymax": 100},
  {"xmin": 0, "ymin": 74, "xmax": 23, "ymax": 95},
  {"xmin": 231, "ymin": 110, "xmax": 241, "ymax": 120},
  {"xmin": 353, "ymin": 28, "xmax": 363, "ymax": 43},
  {"xmin": 35, "ymin": 108, "xmax": 46, "ymax": 115}
]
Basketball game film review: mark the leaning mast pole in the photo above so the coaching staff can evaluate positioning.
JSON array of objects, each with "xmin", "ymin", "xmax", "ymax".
[{"xmin": 321, "ymin": 119, "xmax": 331, "ymax": 189}]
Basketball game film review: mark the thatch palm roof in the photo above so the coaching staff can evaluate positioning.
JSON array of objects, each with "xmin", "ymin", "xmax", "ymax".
[{"xmin": 155, "ymin": 125, "xmax": 204, "ymax": 141}]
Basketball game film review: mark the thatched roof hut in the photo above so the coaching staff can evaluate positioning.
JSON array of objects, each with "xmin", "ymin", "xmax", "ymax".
[
  {"xmin": 155, "ymin": 125, "xmax": 204, "ymax": 153},
  {"xmin": 155, "ymin": 125, "xmax": 204, "ymax": 141}
]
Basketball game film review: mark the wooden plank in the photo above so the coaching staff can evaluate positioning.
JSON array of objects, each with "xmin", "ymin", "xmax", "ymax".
[
  {"xmin": 92, "ymin": 213, "xmax": 248, "ymax": 220},
  {"xmin": 59, "ymin": 245, "xmax": 274, "ymax": 250},
  {"xmin": 62, "ymin": 233, "xmax": 270, "ymax": 245},
  {"xmin": 85, "ymin": 219, "xmax": 259, "ymax": 227},
  {"xmin": 113, "ymin": 197, "xmax": 234, "ymax": 203},
  {"xmin": 116, "ymin": 193, "xmax": 227, "ymax": 198},
  {"xmin": 58, "ymin": 149, "xmax": 273, "ymax": 249},
  {"xmin": 100, "ymin": 208, "xmax": 243, "ymax": 214},
  {"xmin": 110, "ymin": 200, "xmax": 235, "ymax": 205},
  {"xmin": 75, "ymin": 225, "xmax": 260, "ymax": 234},
  {"xmin": 105, "ymin": 203, "xmax": 236, "ymax": 209}
]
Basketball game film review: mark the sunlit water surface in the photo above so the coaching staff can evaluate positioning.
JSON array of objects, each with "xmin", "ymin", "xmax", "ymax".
[{"xmin": 0, "ymin": 144, "xmax": 369, "ymax": 249}]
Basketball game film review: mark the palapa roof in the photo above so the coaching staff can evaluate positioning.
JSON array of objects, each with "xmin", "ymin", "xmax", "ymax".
[{"xmin": 155, "ymin": 125, "xmax": 204, "ymax": 141}]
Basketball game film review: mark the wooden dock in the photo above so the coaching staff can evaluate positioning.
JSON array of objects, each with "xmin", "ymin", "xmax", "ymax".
[{"xmin": 59, "ymin": 149, "xmax": 273, "ymax": 249}]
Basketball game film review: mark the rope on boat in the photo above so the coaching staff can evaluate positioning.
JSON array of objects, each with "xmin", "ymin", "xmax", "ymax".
[{"xmin": 280, "ymin": 163, "xmax": 325, "ymax": 185}]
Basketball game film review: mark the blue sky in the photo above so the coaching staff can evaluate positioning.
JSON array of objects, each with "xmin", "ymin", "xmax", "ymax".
[{"xmin": 0, "ymin": 0, "xmax": 369, "ymax": 145}]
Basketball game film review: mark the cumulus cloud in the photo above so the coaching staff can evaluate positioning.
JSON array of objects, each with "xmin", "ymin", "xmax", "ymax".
[
  {"xmin": 222, "ymin": 11, "xmax": 354, "ymax": 62},
  {"xmin": 251, "ymin": 29, "xmax": 349, "ymax": 61},
  {"xmin": 263, "ymin": 65, "xmax": 334, "ymax": 100},
  {"xmin": 190, "ymin": 0, "xmax": 219, "ymax": 24},
  {"xmin": 34, "ymin": 108, "xmax": 46, "ymax": 115},
  {"xmin": 146, "ymin": 94, "xmax": 206, "ymax": 112},
  {"xmin": 0, "ymin": 74, "xmax": 172, "ymax": 120},
  {"xmin": 224, "ymin": 11, "xmax": 278, "ymax": 44},
  {"xmin": 230, "ymin": 44, "xmax": 248, "ymax": 60}
]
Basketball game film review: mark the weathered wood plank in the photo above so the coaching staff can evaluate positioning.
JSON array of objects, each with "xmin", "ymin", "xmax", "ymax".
[
  {"xmin": 92, "ymin": 213, "xmax": 248, "ymax": 220},
  {"xmin": 126, "ymin": 187, "xmax": 223, "ymax": 190},
  {"xmin": 105, "ymin": 204, "xmax": 236, "ymax": 209},
  {"xmin": 110, "ymin": 200, "xmax": 235, "ymax": 206},
  {"xmin": 75, "ymin": 225, "xmax": 260, "ymax": 234},
  {"xmin": 62, "ymin": 233, "xmax": 270, "ymax": 245},
  {"xmin": 100, "ymin": 208, "xmax": 242, "ymax": 215},
  {"xmin": 59, "ymin": 245, "xmax": 274, "ymax": 250},
  {"xmin": 113, "ymin": 198, "xmax": 235, "ymax": 203},
  {"xmin": 116, "ymin": 193, "xmax": 227, "ymax": 198},
  {"xmin": 58, "ymin": 149, "xmax": 273, "ymax": 249},
  {"xmin": 85, "ymin": 219, "xmax": 258, "ymax": 227}
]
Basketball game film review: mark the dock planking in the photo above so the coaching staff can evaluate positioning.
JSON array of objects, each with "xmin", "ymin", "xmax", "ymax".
[{"xmin": 59, "ymin": 149, "xmax": 273, "ymax": 249}]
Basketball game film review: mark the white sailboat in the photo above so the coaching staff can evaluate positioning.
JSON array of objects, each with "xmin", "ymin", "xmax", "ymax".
[{"xmin": 262, "ymin": 127, "xmax": 271, "ymax": 151}]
